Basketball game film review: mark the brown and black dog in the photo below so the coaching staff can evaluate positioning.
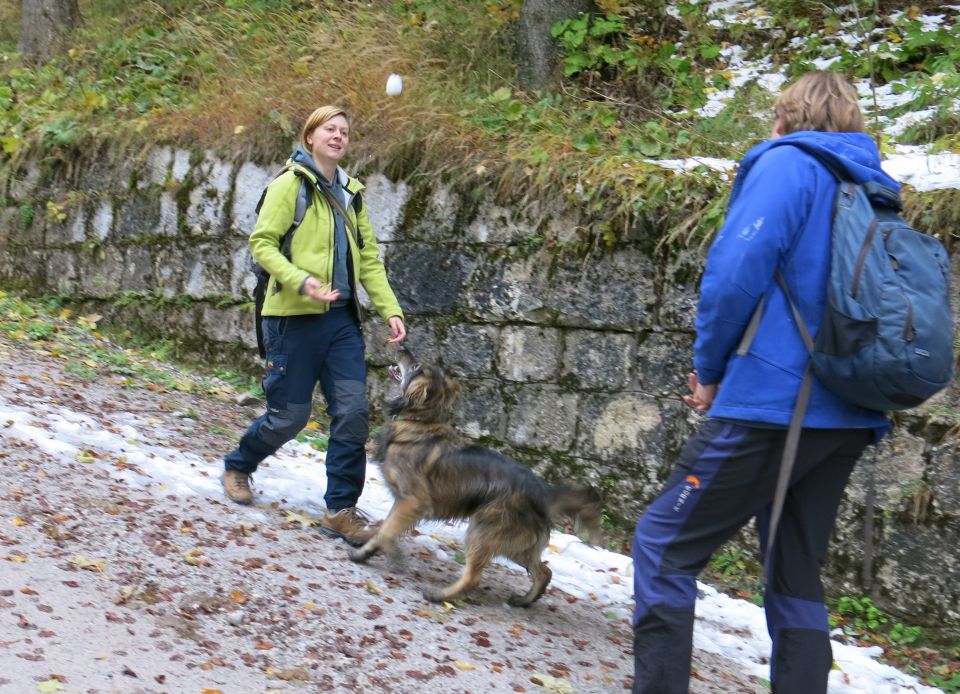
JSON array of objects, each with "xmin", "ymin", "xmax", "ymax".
[{"xmin": 348, "ymin": 345, "xmax": 601, "ymax": 607}]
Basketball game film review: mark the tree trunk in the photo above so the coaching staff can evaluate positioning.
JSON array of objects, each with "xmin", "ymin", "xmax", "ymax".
[
  {"xmin": 514, "ymin": 0, "xmax": 596, "ymax": 91},
  {"xmin": 18, "ymin": 0, "xmax": 81, "ymax": 65}
]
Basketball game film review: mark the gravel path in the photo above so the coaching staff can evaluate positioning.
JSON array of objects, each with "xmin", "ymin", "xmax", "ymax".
[{"xmin": 0, "ymin": 333, "xmax": 769, "ymax": 694}]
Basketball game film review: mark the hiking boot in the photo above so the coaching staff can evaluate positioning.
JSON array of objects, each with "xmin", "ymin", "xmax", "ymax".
[
  {"xmin": 223, "ymin": 470, "xmax": 253, "ymax": 505},
  {"xmin": 320, "ymin": 507, "xmax": 376, "ymax": 547}
]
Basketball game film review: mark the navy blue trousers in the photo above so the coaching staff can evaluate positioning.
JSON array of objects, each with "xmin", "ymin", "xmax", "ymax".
[
  {"xmin": 224, "ymin": 308, "xmax": 369, "ymax": 511},
  {"xmin": 631, "ymin": 420, "xmax": 872, "ymax": 694}
]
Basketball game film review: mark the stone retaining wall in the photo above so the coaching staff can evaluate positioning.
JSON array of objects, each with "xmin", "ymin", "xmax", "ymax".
[{"xmin": 2, "ymin": 147, "xmax": 957, "ymax": 627}]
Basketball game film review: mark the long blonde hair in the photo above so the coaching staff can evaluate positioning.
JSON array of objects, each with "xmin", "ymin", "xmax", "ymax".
[
  {"xmin": 299, "ymin": 105, "xmax": 349, "ymax": 150},
  {"xmin": 775, "ymin": 71, "xmax": 865, "ymax": 134}
]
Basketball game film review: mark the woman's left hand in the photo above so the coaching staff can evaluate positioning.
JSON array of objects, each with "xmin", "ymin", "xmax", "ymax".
[{"xmin": 387, "ymin": 316, "xmax": 406, "ymax": 344}]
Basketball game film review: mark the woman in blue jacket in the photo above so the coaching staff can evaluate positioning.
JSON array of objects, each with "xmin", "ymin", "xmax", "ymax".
[{"xmin": 631, "ymin": 72, "xmax": 894, "ymax": 693}]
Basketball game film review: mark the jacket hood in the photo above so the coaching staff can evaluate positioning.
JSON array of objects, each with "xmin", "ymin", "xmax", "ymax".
[
  {"xmin": 288, "ymin": 145, "xmax": 349, "ymax": 187},
  {"xmin": 731, "ymin": 131, "xmax": 899, "ymax": 203}
]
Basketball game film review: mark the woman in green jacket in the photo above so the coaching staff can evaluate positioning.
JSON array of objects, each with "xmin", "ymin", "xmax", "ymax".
[{"xmin": 223, "ymin": 105, "xmax": 405, "ymax": 547}]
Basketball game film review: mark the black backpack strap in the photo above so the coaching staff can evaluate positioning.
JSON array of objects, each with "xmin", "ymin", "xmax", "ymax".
[
  {"xmin": 734, "ymin": 268, "xmax": 817, "ymax": 578},
  {"xmin": 762, "ymin": 271, "xmax": 816, "ymax": 579},
  {"xmin": 254, "ymin": 273, "xmax": 268, "ymax": 359}
]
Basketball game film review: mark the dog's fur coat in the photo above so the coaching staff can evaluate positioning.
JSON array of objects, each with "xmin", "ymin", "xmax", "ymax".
[{"xmin": 348, "ymin": 345, "xmax": 601, "ymax": 606}]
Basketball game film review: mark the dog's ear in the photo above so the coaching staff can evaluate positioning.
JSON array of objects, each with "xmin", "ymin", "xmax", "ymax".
[
  {"xmin": 442, "ymin": 377, "xmax": 460, "ymax": 409},
  {"xmin": 405, "ymin": 378, "xmax": 430, "ymax": 410}
]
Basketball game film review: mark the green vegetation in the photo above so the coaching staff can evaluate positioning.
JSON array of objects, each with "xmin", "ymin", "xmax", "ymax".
[
  {"xmin": 830, "ymin": 595, "xmax": 960, "ymax": 692},
  {"xmin": 1, "ymin": 0, "xmax": 956, "ymax": 251},
  {"xmin": 0, "ymin": 290, "xmax": 257, "ymax": 399},
  {"xmin": 703, "ymin": 547, "xmax": 960, "ymax": 691}
]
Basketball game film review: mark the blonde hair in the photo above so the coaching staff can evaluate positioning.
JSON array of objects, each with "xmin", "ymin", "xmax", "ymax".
[
  {"xmin": 299, "ymin": 105, "xmax": 349, "ymax": 150},
  {"xmin": 775, "ymin": 71, "xmax": 865, "ymax": 134}
]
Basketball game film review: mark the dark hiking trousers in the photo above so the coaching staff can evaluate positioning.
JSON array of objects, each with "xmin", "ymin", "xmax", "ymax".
[
  {"xmin": 224, "ymin": 308, "xmax": 369, "ymax": 511},
  {"xmin": 631, "ymin": 419, "xmax": 873, "ymax": 694}
]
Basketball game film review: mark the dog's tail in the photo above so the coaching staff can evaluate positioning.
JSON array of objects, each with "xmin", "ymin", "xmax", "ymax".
[{"xmin": 547, "ymin": 485, "xmax": 602, "ymax": 545}]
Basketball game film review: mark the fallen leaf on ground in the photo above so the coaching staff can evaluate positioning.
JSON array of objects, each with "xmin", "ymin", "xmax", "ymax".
[
  {"xmin": 70, "ymin": 556, "xmax": 106, "ymax": 572},
  {"xmin": 530, "ymin": 673, "xmax": 574, "ymax": 694},
  {"xmin": 365, "ymin": 579, "xmax": 383, "ymax": 595},
  {"xmin": 183, "ymin": 549, "xmax": 206, "ymax": 566},
  {"xmin": 283, "ymin": 510, "xmax": 317, "ymax": 527}
]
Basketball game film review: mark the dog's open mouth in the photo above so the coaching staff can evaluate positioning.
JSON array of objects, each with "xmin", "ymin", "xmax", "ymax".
[{"xmin": 388, "ymin": 364, "xmax": 402, "ymax": 382}]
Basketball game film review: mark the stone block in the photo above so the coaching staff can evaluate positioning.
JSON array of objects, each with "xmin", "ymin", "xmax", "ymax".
[
  {"xmin": 121, "ymin": 245, "xmax": 154, "ymax": 292},
  {"xmin": 454, "ymin": 377, "xmax": 507, "ymax": 439},
  {"xmin": 229, "ymin": 241, "xmax": 255, "ymax": 299},
  {"xmin": 463, "ymin": 202, "xmax": 528, "ymax": 244},
  {"xmin": 171, "ymin": 149, "xmax": 192, "ymax": 183},
  {"xmin": 847, "ymin": 432, "xmax": 926, "ymax": 512},
  {"xmin": 388, "ymin": 242, "xmax": 473, "ymax": 313},
  {"xmin": 467, "ymin": 251, "xmax": 552, "ymax": 322},
  {"xmin": 156, "ymin": 193, "xmax": 179, "ymax": 236},
  {"xmin": 201, "ymin": 303, "xmax": 248, "ymax": 345},
  {"xmin": 929, "ymin": 443, "xmax": 960, "ymax": 516},
  {"xmin": 875, "ymin": 520, "xmax": 960, "ymax": 624},
  {"xmin": 440, "ymin": 323, "xmax": 498, "ymax": 377},
  {"xmin": 183, "ymin": 243, "xmax": 233, "ymax": 298},
  {"xmin": 363, "ymin": 173, "xmax": 409, "ymax": 243},
  {"xmin": 91, "ymin": 200, "xmax": 113, "ymax": 240},
  {"xmin": 398, "ymin": 185, "xmax": 461, "ymax": 241},
  {"xmin": 231, "ymin": 161, "xmax": 275, "ymax": 236},
  {"xmin": 505, "ymin": 384, "xmax": 578, "ymax": 450},
  {"xmin": 635, "ymin": 330, "xmax": 692, "ymax": 394},
  {"xmin": 118, "ymin": 193, "xmax": 161, "ymax": 239},
  {"xmin": 45, "ymin": 250, "xmax": 78, "ymax": 294},
  {"xmin": 659, "ymin": 248, "xmax": 702, "ymax": 331},
  {"xmin": 76, "ymin": 250, "xmax": 123, "ymax": 299},
  {"xmin": 549, "ymin": 247, "xmax": 656, "ymax": 330},
  {"xmin": 8, "ymin": 161, "xmax": 41, "ymax": 202},
  {"xmin": 497, "ymin": 325, "xmax": 562, "ymax": 382},
  {"xmin": 138, "ymin": 147, "xmax": 173, "ymax": 188},
  {"xmin": 185, "ymin": 151, "xmax": 233, "ymax": 236},
  {"xmin": 562, "ymin": 329, "xmax": 637, "ymax": 390},
  {"xmin": 152, "ymin": 245, "xmax": 186, "ymax": 298}
]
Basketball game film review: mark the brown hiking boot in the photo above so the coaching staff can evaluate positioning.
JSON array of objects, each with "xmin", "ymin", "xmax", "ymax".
[
  {"xmin": 222, "ymin": 470, "xmax": 253, "ymax": 505},
  {"xmin": 320, "ymin": 507, "xmax": 376, "ymax": 547}
]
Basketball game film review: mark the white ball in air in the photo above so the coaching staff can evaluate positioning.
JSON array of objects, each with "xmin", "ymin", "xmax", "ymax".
[{"xmin": 386, "ymin": 73, "xmax": 403, "ymax": 96}]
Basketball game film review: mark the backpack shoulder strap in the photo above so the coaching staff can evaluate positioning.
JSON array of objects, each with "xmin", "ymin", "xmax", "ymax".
[
  {"xmin": 275, "ymin": 168, "xmax": 313, "ymax": 258},
  {"xmin": 773, "ymin": 140, "xmax": 851, "ymax": 182}
]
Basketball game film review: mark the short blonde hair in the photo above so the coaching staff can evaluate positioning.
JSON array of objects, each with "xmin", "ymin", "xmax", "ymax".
[
  {"xmin": 775, "ymin": 71, "xmax": 865, "ymax": 134},
  {"xmin": 299, "ymin": 105, "xmax": 349, "ymax": 150}
]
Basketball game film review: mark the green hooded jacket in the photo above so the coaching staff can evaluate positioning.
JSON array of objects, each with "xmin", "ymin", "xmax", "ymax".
[{"xmin": 249, "ymin": 163, "xmax": 404, "ymax": 322}]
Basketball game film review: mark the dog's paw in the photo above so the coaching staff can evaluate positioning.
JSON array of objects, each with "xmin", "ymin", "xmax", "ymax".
[
  {"xmin": 422, "ymin": 589, "xmax": 446, "ymax": 604},
  {"xmin": 347, "ymin": 546, "xmax": 370, "ymax": 563},
  {"xmin": 506, "ymin": 594, "xmax": 536, "ymax": 608}
]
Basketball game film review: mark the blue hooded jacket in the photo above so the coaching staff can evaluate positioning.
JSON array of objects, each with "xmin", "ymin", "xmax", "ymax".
[{"xmin": 694, "ymin": 130, "xmax": 894, "ymax": 429}]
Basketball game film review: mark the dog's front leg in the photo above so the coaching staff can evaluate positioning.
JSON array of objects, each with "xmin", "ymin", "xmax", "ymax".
[{"xmin": 348, "ymin": 495, "xmax": 422, "ymax": 563}]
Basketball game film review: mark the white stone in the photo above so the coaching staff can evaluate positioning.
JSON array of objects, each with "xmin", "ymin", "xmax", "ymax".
[
  {"xmin": 362, "ymin": 173, "xmax": 409, "ymax": 242},
  {"xmin": 91, "ymin": 201, "xmax": 113, "ymax": 240}
]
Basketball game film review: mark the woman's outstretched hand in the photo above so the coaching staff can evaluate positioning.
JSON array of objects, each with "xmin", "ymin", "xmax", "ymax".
[{"xmin": 387, "ymin": 316, "xmax": 406, "ymax": 344}]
